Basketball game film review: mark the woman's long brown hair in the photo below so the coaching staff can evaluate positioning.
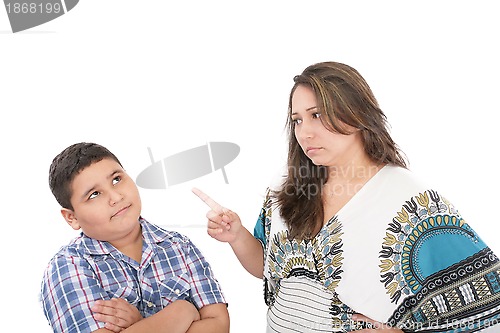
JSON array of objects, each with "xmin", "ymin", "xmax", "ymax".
[{"xmin": 274, "ymin": 62, "xmax": 408, "ymax": 240}]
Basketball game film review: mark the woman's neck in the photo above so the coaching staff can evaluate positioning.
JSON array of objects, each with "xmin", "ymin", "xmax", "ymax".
[{"xmin": 326, "ymin": 151, "xmax": 381, "ymax": 186}]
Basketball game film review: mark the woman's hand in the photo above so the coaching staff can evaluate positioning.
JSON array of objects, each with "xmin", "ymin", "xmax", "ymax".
[
  {"xmin": 192, "ymin": 187, "xmax": 243, "ymax": 244},
  {"xmin": 92, "ymin": 298, "xmax": 143, "ymax": 332},
  {"xmin": 352, "ymin": 314, "xmax": 404, "ymax": 332}
]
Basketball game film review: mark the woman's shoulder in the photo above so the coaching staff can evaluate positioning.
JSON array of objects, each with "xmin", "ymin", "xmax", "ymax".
[{"xmin": 378, "ymin": 164, "xmax": 432, "ymax": 191}]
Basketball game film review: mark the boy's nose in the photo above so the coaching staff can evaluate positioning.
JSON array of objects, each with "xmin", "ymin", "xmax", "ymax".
[{"xmin": 109, "ymin": 190, "xmax": 123, "ymax": 206}]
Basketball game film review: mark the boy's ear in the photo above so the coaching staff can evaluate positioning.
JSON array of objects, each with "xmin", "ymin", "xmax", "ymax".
[{"xmin": 61, "ymin": 208, "xmax": 81, "ymax": 230}]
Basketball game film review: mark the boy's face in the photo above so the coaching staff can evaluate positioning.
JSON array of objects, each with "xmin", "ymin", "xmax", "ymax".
[{"xmin": 61, "ymin": 158, "xmax": 142, "ymax": 244}]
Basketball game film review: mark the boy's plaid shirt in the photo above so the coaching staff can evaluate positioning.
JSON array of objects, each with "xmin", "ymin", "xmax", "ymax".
[{"xmin": 40, "ymin": 217, "xmax": 226, "ymax": 333}]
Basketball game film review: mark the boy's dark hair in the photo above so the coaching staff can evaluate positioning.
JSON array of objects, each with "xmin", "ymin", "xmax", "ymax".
[{"xmin": 49, "ymin": 142, "xmax": 122, "ymax": 210}]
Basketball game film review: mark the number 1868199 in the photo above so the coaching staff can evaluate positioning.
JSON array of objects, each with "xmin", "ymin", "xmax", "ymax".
[{"xmin": 5, "ymin": 2, "xmax": 62, "ymax": 14}]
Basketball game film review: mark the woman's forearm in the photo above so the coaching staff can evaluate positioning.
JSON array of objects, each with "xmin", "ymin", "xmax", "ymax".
[{"xmin": 230, "ymin": 227, "xmax": 265, "ymax": 278}]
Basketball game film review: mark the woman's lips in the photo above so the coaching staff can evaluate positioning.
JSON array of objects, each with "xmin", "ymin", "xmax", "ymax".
[{"xmin": 306, "ymin": 147, "xmax": 322, "ymax": 155}]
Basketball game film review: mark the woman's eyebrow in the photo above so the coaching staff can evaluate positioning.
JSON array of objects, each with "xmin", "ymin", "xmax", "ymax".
[{"xmin": 291, "ymin": 106, "xmax": 318, "ymax": 116}]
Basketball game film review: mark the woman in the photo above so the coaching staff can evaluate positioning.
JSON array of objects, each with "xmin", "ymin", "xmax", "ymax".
[{"xmin": 194, "ymin": 62, "xmax": 500, "ymax": 332}]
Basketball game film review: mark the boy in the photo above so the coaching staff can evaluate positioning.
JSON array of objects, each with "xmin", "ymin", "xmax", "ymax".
[{"xmin": 40, "ymin": 142, "xmax": 229, "ymax": 333}]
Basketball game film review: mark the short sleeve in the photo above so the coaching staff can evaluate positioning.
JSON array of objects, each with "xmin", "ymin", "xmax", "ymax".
[
  {"xmin": 253, "ymin": 207, "xmax": 267, "ymax": 246},
  {"xmin": 377, "ymin": 190, "xmax": 500, "ymax": 331},
  {"xmin": 253, "ymin": 188, "xmax": 273, "ymax": 248},
  {"xmin": 40, "ymin": 254, "xmax": 107, "ymax": 333},
  {"xmin": 182, "ymin": 239, "xmax": 226, "ymax": 309}
]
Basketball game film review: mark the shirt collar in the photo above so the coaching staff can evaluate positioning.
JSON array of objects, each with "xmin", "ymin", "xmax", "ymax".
[
  {"xmin": 78, "ymin": 217, "xmax": 173, "ymax": 256},
  {"xmin": 139, "ymin": 216, "xmax": 173, "ymax": 244}
]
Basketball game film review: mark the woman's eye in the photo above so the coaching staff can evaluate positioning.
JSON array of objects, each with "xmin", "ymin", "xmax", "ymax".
[
  {"xmin": 112, "ymin": 176, "xmax": 121, "ymax": 185},
  {"xmin": 292, "ymin": 118, "xmax": 302, "ymax": 125},
  {"xmin": 89, "ymin": 191, "xmax": 99, "ymax": 200},
  {"xmin": 312, "ymin": 112, "xmax": 321, "ymax": 119}
]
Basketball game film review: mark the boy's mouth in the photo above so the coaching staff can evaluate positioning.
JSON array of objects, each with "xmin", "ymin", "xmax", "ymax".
[{"xmin": 112, "ymin": 205, "xmax": 131, "ymax": 218}]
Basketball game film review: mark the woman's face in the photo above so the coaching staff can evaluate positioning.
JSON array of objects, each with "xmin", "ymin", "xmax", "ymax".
[{"xmin": 291, "ymin": 85, "xmax": 363, "ymax": 168}]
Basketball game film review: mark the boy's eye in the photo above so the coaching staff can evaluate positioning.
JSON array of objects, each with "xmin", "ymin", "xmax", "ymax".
[
  {"xmin": 112, "ymin": 176, "xmax": 121, "ymax": 185},
  {"xmin": 89, "ymin": 191, "xmax": 99, "ymax": 200}
]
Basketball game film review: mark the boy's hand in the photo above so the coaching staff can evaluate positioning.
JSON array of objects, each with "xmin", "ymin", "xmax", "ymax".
[
  {"xmin": 351, "ymin": 314, "xmax": 403, "ymax": 332},
  {"xmin": 192, "ymin": 188, "xmax": 242, "ymax": 244},
  {"xmin": 92, "ymin": 298, "xmax": 142, "ymax": 332}
]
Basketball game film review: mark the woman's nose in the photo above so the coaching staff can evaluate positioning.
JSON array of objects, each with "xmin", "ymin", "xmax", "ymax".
[{"xmin": 297, "ymin": 120, "xmax": 314, "ymax": 140}]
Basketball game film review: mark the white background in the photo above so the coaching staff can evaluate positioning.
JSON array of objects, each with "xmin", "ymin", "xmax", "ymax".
[{"xmin": 1, "ymin": 1, "xmax": 499, "ymax": 331}]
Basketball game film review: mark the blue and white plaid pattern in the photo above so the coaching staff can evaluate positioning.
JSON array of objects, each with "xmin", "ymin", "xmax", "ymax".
[{"xmin": 40, "ymin": 217, "xmax": 226, "ymax": 333}]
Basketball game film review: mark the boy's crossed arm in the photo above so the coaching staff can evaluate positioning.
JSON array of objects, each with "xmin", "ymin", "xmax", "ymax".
[
  {"xmin": 41, "ymin": 254, "xmax": 228, "ymax": 333},
  {"xmin": 91, "ymin": 298, "xmax": 228, "ymax": 333}
]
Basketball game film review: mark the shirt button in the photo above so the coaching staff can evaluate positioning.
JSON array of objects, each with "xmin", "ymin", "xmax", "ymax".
[
  {"xmin": 147, "ymin": 301, "xmax": 154, "ymax": 308},
  {"xmin": 175, "ymin": 289, "xmax": 181, "ymax": 295}
]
